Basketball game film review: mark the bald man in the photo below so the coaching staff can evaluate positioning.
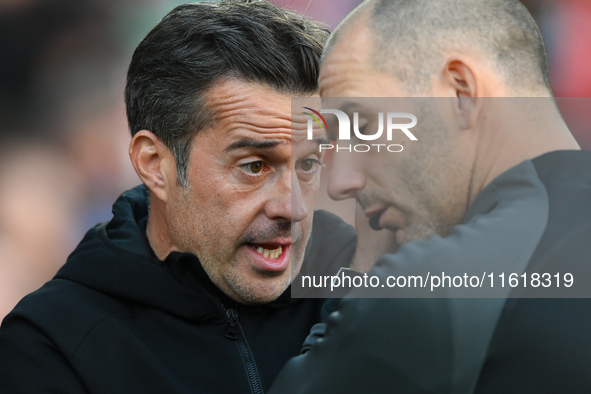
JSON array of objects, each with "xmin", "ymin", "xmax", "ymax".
[{"xmin": 270, "ymin": 0, "xmax": 591, "ymax": 392}]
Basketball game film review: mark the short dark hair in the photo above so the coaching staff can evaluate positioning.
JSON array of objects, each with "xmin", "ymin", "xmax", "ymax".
[{"xmin": 125, "ymin": 0, "xmax": 329, "ymax": 185}]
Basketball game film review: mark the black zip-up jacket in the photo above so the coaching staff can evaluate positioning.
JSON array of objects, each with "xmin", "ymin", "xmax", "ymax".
[{"xmin": 0, "ymin": 185, "xmax": 356, "ymax": 394}]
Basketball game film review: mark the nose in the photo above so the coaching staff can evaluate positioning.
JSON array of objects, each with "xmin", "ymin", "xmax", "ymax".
[
  {"xmin": 327, "ymin": 153, "xmax": 366, "ymax": 200},
  {"xmin": 290, "ymin": 171, "xmax": 308, "ymax": 223},
  {"xmin": 265, "ymin": 169, "xmax": 308, "ymax": 223}
]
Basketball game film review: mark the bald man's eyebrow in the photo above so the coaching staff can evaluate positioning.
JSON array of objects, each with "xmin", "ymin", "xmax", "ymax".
[
  {"xmin": 224, "ymin": 138, "xmax": 282, "ymax": 152},
  {"xmin": 338, "ymin": 101, "xmax": 363, "ymax": 115}
]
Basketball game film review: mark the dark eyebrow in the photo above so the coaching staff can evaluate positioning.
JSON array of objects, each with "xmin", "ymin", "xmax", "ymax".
[
  {"xmin": 224, "ymin": 138, "xmax": 282, "ymax": 152},
  {"xmin": 223, "ymin": 137, "xmax": 330, "ymax": 152},
  {"xmin": 313, "ymin": 136, "xmax": 330, "ymax": 146}
]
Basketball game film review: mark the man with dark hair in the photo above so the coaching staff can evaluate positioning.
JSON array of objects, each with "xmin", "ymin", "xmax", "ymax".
[
  {"xmin": 270, "ymin": 0, "xmax": 591, "ymax": 392},
  {"xmin": 0, "ymin": 1, "xmax": 355, "ymax": 393}
]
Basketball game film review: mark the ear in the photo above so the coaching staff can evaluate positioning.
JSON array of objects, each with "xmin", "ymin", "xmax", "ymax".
[
  {"xmin": 129, "ymin": 130, "xmax": 175, "ymax": 203},
  {"xmin": 440, "ymin": 58, "xmax": 480, "ymax": 130}
]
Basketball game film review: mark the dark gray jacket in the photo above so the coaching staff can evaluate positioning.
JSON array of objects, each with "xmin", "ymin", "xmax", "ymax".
[{"xmin": 270, "ymin": 150, "xmax": 591, "ymax": 394}]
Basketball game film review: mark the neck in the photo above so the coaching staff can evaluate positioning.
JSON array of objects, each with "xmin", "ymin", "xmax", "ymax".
[
  {"xmin": 146, "ymin": 196, "xmax": 177, "ymax": 261},
  {"xmin": 468, "ymin": 98, "xmax": 580, "ymax": 204}
]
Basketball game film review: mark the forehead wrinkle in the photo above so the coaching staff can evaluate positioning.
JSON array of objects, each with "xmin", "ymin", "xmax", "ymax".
[
  {"xmin": 291, "ymin": 112, "xmax": 318, "ymax": 133},
  {"xmin": 220, "ymin": 113, "xmax": 292, "ymax": 136},
  {"xmin": 214, "ymin": 103, "xmax": 292, "ymax": 135},
  {"xmin": 319, "ymin": 61, "xmax": 369, "ymax": 97},
  {"xmin": 205, "ymin": 78, "xmax": 292, "ymax": 127},
  {"xmin": 319, "ymin": 16, "xmax": 376, "ymax": 98},
  {"xmin": 218, "ymin": 120, "xmax": 293, "ymax": 146},
  {"xmin": 214, "ymin": 103, "xmax": 292, "ymax": 121},
  {"xmin": 290, "ymin": 122, "xmax": 326, "ymax": 142},
  {"xmin": 209, "ymin": 97, "xmax": 259, "ymax": 124}
]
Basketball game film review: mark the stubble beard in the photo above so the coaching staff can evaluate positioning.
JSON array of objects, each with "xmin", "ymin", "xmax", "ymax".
[
  {"xmin": 366, "ymin": 102, "xmax": 468, "ymax": 253},
  {"xmin": 171, "ymin": 185, "xmax": 298, "ymax": 305}
]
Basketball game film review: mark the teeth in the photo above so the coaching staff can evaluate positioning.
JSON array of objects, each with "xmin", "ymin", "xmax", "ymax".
[{"xmin": 254, "ymin": 245, "xmax": 283, "ymax": 259}]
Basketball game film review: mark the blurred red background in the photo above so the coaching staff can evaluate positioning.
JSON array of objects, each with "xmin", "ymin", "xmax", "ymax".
[{"xmin": 0, "ymin": 0, "xmax": 589, "ymax": 320}]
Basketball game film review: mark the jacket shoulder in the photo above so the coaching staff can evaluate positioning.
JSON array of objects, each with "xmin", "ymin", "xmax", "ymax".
[
  {"xmin": 3, "ymin": 278, "xmax": 134, "ymax": 359},
  {"xmin": 306, "ymin": 210, "xmax": 357, "ymax": 274}
]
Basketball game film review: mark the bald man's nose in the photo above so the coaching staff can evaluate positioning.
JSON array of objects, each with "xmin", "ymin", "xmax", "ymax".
[{"xmin": 327, "ymin": 156, "xmax": 366, "ymax": 200}]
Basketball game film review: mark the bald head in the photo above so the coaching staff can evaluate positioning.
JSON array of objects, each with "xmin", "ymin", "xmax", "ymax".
[{"xmin": 324, "ymin": 0, "xmax": 550, "ymax": 96}]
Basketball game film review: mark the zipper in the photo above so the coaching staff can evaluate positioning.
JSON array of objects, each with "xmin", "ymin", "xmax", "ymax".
[
  {"xmin": 188, "ymin": 266, "xmax": 264, "ymax": 394},
  {"xmin": 226, "ymin": 307, "xmax": 264, "ymax": 394},
  {"xmin": 225, "ymin": 308, "xmax": 239, "ymax": 340}
]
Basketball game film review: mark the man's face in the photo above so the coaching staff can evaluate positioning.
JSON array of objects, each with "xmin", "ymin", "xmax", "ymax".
[
  {"xmin": 165, "ymin": 79, "xmax": 325, "ymax": 304},
  {"xmin": 319, "ymin": 22, "xmax": 472, "ymax": 253}
]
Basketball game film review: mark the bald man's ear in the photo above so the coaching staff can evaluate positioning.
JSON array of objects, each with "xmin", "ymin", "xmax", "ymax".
[
  {"xmin": 129, "ymin": 130, "xmax": 175, "ymax": 203},
  {"xmin": 442, "ymin": 58, "xmax": 479, "ymax": 130}
]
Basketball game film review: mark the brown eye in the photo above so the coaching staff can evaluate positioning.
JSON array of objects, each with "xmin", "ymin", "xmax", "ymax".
[
  {"xmin": 300, "ymin": 159, "xmax": 319, "ymax": 172},
  {"xmin": 250, "ymin": 162, "xmax": 263, "ymax": 173},
  {"xmin": 241, "ymin": 161, "xmax": 265, "ymax": 174}
]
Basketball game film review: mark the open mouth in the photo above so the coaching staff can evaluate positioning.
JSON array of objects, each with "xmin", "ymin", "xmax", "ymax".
[
  {"xmin": 246, "ymin": 243, "xmax": 291, "ymax": 272},
  {"xmin": 369, "ymin": 209, "xmax": 386, "ymax": 231},
  {"xmin": 252, "ymin": 245, "xmax": 283, "ymax": 259}
]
